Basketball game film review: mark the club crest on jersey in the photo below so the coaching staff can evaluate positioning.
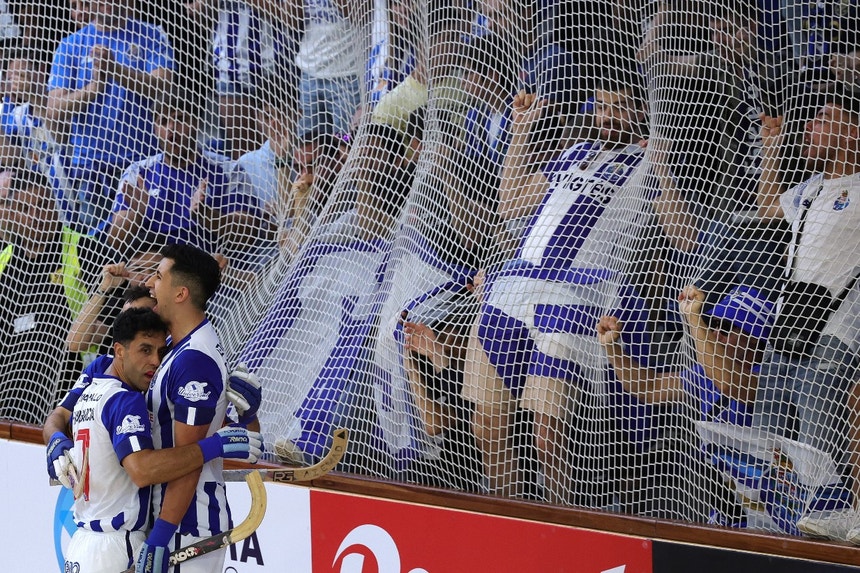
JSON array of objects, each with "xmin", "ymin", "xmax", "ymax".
[
  {"xmin": 116, "ymin": 415, "xmax": 145, "ymax": 434},
  {"xmin": 598, "ymin": 161, "xmax": 631, "ymax": 185},
  {"xmin": 577, "ymin": 149, "xmax": 599, "ymax": 170},
  {"xmin": 178, "ymin": 380, "xmax": 211, "ymax": 402},
  {"xmin": 833, "ymin": 189, "xmax": 850, "ymax": 211}
]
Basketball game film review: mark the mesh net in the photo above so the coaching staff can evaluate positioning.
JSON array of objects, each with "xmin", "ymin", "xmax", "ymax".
[{"xmin": 2, "ymin": 0, "xmax": 860, "ymax": 537}]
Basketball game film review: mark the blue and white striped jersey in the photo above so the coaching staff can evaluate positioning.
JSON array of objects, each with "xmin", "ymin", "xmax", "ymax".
[
  {"xmin": 511, "ymin": 140, "xmax": 654, "ymax": 275},
  {"xmin": 71, "ymin": 375, "xmax": 153, "ymax": 533},
  {"xmin": 213, "ymin": 1, "xmax": 277, "ymax": 92},
  {"xmin": 147, "ymin": 320, "xmax": 230, "ymax": 537}
]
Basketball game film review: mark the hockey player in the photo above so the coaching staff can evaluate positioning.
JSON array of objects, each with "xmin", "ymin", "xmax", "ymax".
[{"xmin": 63, "ymin": 307, "xmax": 262, "ymax": 573}]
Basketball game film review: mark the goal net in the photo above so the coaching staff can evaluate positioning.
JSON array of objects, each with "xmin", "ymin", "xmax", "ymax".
[{"xmin": 1, "ymin": 0, "xmax": 859, "ymax": 537}]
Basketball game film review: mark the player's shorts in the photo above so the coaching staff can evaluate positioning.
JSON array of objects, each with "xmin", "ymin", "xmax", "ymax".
[
  {"xmin": 462, "ymin": 271, "xmax": 614, "ymax": 418},
  {"xmin": 64, "ymin": 528, "xmax": 145, "ymax": 573}
]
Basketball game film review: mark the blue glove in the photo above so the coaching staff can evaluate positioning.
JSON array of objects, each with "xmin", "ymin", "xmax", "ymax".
[
  {"xmin": 136, "ymin": 518, "xmax": 177, "ymax": 573},
  {"xmin": 46, "ymin": 431, "xmax": 73, "ymax": 480},
  {"xmin": 226, "ymin": 363, "xmax": 262, "ymax": 425},
  {"xmin": 198, "ymin": 425, "xmax": 264, "ymax": 463}
]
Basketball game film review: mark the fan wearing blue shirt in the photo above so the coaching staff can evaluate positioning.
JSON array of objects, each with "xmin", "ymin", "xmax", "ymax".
[
  {"xmin": 598, "ymin": 284, "xmax": 775, "ymax": 525},
  {"xmin": 47, "ymin": 0, "xmax": 174, "ymax": 233},
  {"xmin": 107, "ymin": 89, "xmax": 271, "ymax": 259}
]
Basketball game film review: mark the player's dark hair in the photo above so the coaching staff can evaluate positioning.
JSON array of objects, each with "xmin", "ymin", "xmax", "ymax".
[
  {"xmin": 596, "ymin": 68, "xmax": 647, "ymax": 111},
  {"xmin": 112, "ymin": 307, "xmax": 168, "ymax": 346},
  {"xmin": 122, "ymin": 284, "xmax": 152, "ymax": 306},
  {"xmin": 160, "ymin": 243, "xmax": 221, "ymax": 311}
]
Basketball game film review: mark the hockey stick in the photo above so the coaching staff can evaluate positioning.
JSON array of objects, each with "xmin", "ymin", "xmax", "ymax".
[
  {"xmin": 71, "ymin": 447, "xmax": 89, "ymax": 499},
  {"xmin": 120, "ymin": 471, "xmax": 267, "ymax": 573},
  {"xmin": 222, "ymin": 427, "xmax": 348, "ymax": 483}
]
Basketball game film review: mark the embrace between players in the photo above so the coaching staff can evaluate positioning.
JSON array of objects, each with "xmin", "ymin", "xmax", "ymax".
[{"xmin": 43, "ymin": 243, "xmax": 265, "ymax": 573}]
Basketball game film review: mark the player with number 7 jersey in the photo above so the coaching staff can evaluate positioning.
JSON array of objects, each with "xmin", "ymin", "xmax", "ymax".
[{"xmin": 64, "ymin": 307, "xmax": 262, "ymax": 573}]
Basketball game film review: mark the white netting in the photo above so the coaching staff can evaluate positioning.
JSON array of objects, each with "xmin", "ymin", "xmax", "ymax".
[{"xmin": 2, "ymin": 0, "xmax": 860, "ymax": 539}]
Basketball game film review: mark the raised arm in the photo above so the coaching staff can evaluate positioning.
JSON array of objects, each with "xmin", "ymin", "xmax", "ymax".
[
  {"xmin": 678, "ymin": 285, "xmax": 758, "ymax": 404},
  {"xmin": 66, "ymin": 262, "xmax": 129, "ymax": 352},
  {"xmin": 755, "ymin": 114, "xmax": 786, "ymax": 220},
  {"xmin": 497, "ymin": 91, "xmax": 551, "ymax": 223},
  {"xmin": 91, "ymin": 44, "xmax": 173, "ymax": 101},
  {"xmin": 596, "ymin": 315, "xmax": 683, "ymax": 404},
  {"xmin": 46, "ymin": 65, "xmax": 105, "ymax": 125}
]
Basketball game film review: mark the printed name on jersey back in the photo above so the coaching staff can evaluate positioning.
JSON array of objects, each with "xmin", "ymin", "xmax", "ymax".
[
  {"xmin": 73, "ymin": 406, "xmax": 95, "ymax": 424},
  {"xmin": 78, "ymin": 392, "xmax": 100, "ymax": 403},
  {"xmin": 550, "ymin": 171, "xmax": 614, "ymax": 205}
]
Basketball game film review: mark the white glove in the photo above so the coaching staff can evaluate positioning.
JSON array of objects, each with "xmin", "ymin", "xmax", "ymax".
[
  {"xmin": 54, "ymin": 451, "xmax": 80, "ymax": 492},
  {"xmin": 226, "ymin": 363, "xmax": 262, "ymax": 423}
]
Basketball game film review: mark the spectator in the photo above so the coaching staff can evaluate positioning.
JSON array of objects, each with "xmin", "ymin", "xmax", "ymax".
[
  {"xmin": 107, "ymin": 89, "xmax": 271, "ymax": 259},
  {"xmin": 743, "ymin": 88, "xmax": 860, "ymax": 543},
  {"xmin": 292, "ymin": 0, "xmax": 360, "ymax": 140},
  {"xmin": 237, "ymin": 113, "xmax": 424, "ymax": 468},
  {"xmin": 637, "ymin": 1, "xmax": 783, "ymax": 215},
  {"xmin": 351, "ymin": 120, "xmax": 420, "ymax": 241},
  {"xmin": 0, "ymin": 51, "xmax": 74, "ymax": 222},
  {"xmin": 236, "ymin": 72, "xmax": 296, "ymax": 210},
  {"xmin": 0, "ymin": 168, "xmax": 116, "ymax": 425},
  {"xmin": 46, "ymin": 0, "xmax": 174, "ymax": 233},
  {"xmin": 461, "ymin": 75, "xmax": 698, "ymax": 504},
  {"xmin": 207, "ymin": 1, "xmax": 287, "ymax": 159},
  {"xmin": 276, "ymin": 124, "xmax": 350, "ymax": 254},
  {"xmin": 597, "ymin": 284, "xmax": 774, "ymax": 525}
]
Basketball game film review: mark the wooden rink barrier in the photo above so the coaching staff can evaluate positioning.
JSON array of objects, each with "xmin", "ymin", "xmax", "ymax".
[{"xmin": 7, "ymin": 420, "xmax": 860, "ymax": 570}]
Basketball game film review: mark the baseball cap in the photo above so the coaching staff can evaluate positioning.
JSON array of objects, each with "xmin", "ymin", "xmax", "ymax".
[{"xmin": 707, "ymin": 285, "xmax": 775, "ymax": 340}]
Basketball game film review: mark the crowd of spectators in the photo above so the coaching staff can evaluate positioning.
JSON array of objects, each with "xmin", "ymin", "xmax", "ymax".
[{"xmin": 0, "ymin": 0, "xmax": 858, "ymax": 546}]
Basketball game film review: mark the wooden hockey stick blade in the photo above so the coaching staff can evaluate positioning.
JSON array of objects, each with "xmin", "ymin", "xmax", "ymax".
[
  {"xmin": 71, "ymin": 447, "xmax": 88, "ymax": 499},
  {"xmin": 120, "ymin": 471, "xmax": 267, "ymax": 573},
  {"xmin": 222, "ymin": 428, "xmax": 348, "ymax": 483}
]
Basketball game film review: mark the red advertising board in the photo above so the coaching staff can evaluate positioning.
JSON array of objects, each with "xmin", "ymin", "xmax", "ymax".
[{"xmin": 310, "ymin": 490, "xmax": 652, "ymax": 573}]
